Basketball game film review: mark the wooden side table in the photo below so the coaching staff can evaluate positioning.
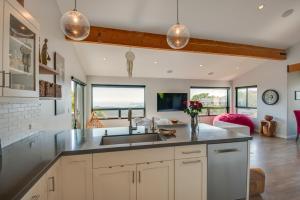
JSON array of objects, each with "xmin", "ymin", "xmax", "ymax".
[{"xmin": 260, "ymin": 120, "xmax": 277, "ymax": 137}]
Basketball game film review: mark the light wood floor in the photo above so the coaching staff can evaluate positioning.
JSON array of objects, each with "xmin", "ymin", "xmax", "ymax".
[{"xmin": 250, "ymin": 134, "xmax": 300, "ymax": 200}]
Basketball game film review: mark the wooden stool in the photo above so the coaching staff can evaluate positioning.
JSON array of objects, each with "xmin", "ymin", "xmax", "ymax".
[
  {"xmin": 250, "ymin": 168, "xmax": 265, "ymax": 196},
  {"xmin": 260, "ymin": 120, "xmax": 276, "ymax": 137}
]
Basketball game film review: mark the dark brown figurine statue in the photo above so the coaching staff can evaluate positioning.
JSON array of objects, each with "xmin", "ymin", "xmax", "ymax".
[{"xmin": 41, "ymin": 38, "xmax": 51, "ymax": 65}]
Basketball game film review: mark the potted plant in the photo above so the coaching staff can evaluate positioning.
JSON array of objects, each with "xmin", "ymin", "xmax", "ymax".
[{"xmin": 183, "ymin": 100, "xmax": 203, "ymax": 137}]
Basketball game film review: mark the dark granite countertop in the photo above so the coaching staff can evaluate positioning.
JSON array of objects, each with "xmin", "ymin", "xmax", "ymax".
[{"xmin": 0, "ymin": 124, "xmax": 251, "ymax": 200}]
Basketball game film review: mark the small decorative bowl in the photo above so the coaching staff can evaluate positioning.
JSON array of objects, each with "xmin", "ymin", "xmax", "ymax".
[
  {"xmin": 265, "ymin": 115, "xmax": 273, "ymax": 121},
  {"xmin": 171, "ymin": 120, "xmax": 178, "ymax": 124}
]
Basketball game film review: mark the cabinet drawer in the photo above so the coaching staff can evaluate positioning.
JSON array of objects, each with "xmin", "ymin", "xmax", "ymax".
[
  {"xmin": 175, "ymin": 145, "xmax": 206, "ymax": 159},
  {"xmin": 93, "ymin": 147, "xmax": 174, "ymax": 168}
]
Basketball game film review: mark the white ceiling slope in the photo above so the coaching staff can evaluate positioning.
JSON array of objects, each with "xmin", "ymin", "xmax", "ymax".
[
  {"xmin": 56, "ymin": 0, "xmax": 298, "ymax": 80},
  {"xmin": 74, "ymin": 43, "xmax": 266, "ymax": 80}
]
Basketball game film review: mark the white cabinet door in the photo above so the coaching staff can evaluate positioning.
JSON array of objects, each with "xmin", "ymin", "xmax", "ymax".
[
  {"xmin": 175, "ymin": 157, "xmax": 207, "ymax": 200},
  {"xmin": 137, "ymin": 161, "xmax": 174, "ymax": 200},
  {"xmin": 2, "ymin": 0, "xmax": 39, "ymax": 97},
  {"xmin": 93, "ymin": 165, "xmax": 136, "ymax": 200},
  {"xmin": 61, "ymin": 155, "xmax": 93, "ymax": 200},
  {"xmin": 21, "ymin": 175, "xmax": 47, "ymax": 200},
  {"xmin": 46, "ymin": 160, "xmax": 61, "ymax": 200}
]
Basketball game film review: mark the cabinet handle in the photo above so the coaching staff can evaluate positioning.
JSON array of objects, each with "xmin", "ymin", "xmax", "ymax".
[
  {"xmin": 182, "ymin": 150, "xmax": 201, "ymax": 154},
  {"xmin": 48, "ymin": 176, "xmax": 55, "ymax": 192},
  {"xmin": 0, "ymin": 71, "xmax": 4, "ymax": 87},
  {"xmin": 132, "ymin": 171, "xmax": 135, "ymax": 184},
  {"xmin": 31, "ymin": 194, "xmax": 40, "ymax": 200},
  {"xmin": 215, "ymin": 148, "xmax": 239, "ymax": 154},
  {"xmin": 3, "ymin": 72, "xmax": 11, "ymax": 88},
  {"xmin": 138, "ymin": 171, "xmax": 141, "ymax": 183},
  {"xmin": 182, "ymin": 160, "xmax": 201, "ymax": 165}
]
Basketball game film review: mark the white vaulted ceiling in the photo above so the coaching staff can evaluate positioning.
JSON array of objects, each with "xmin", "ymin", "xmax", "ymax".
[{"xmin": 56, "ymin": 0, "xmax": 299, "ymax": 80}]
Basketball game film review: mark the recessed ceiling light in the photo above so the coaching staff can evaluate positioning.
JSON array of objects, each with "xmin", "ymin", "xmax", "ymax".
[
  {"xmin": 199, "ymin": 64, "xmax": 204, "ymax": 67},
  {"xmin": 258, "ymin": 4, "xmax": 264, "ymax": 10},
  {"xmin": 282, "ymin": 9, "xmax": 294, "ymax": 18},
  {"xmin": 154, "ymin": 61, "xmax": 158, "ymax": 64},
  {"xmin": 208, "ymin": 72, "xmax": 214, "ymax": 75},
  {"xmin": 103, "ymin": 57, "xmax": 107, "ymax": 61},
  {"xmin": 167, "ymin": 70, "xmax": 173, "ymax": 74}
]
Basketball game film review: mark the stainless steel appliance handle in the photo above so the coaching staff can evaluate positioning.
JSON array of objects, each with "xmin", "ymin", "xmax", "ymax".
[
  {"xmin": 215, "ymin": 148, "xmax": 239, "ymax": 154},
  {"xmin": 182, "ymin": 160, "xmax": 201, "ymax": 164}
]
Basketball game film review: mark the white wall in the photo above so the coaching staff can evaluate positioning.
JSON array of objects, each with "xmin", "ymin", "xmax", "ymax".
[
  {"xmin": 25, "ymin": 0, "xmax": 86, "ymax": 130},
  {"xmin": 287, "ymin": 42, "xmax": 300, "ymax": 138},
  {"xmin": 0, "ymin": 0, "xmax": 86, "ymax": 147},
  {"xmin": 86, "ymin": 76, "xmax": 231, "ymax": 127},
  {"xmin": 232, "ymin": 60, "xmax": 288, "ymax": 138}
]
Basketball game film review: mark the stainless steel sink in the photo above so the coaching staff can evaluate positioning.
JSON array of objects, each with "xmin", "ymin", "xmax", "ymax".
[{"xmin": 101, "ymin": 133, "xmax": 164, "ymax": 145}]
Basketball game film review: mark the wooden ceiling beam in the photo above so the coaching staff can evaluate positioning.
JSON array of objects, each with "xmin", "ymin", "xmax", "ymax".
[
  {"xmin": 288, "ymin": 63, "xmax": 300, "ymax": 73},
  {"xmin": 17, "ymin": 0, "xmax": 24, "ymax": 7},
  {"xmin": 68, "ymin": 26, "xmax": 287, "ymax": 60}
]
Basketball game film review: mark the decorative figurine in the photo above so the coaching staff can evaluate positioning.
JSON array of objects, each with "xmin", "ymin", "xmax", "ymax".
[{"xmin": 41, "ymin": 38, "xmax": 51, "ymax": 65}]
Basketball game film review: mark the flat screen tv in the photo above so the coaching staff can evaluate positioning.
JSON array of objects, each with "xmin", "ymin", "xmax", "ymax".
[{"xmin": 157, "ymin": 93, "xmax": 187, "ymax": 112}]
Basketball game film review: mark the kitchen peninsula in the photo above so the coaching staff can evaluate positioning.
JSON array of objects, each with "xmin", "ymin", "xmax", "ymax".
[{"xmin": 0, "ymin": 124, "xmax": 251, "ymax": 200}]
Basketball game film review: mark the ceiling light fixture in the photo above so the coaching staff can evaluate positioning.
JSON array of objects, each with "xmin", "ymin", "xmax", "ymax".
[
  {"xmin": 199, "ymin": 64, "xmax": 204, "ymax": 67},
  {"xmin": 103, "ymin": 57, "xmax": 107, "ymax": 61},
  {"xmin": 258, "ymin": 4, "xmax": 264, "ymax": 10},
  {"xmin": 60, "ymin": 0, "xmax": 90, "ymax": 41},
  {"xmin": 166, "ymin": 0, "xmax": 190, "ymax": 49},
  {"xmin": 154, "ymin": 61, "xmax": 158, "ymax": 64},
  {"xmin": 282, "ymin": 9, "xmax": 294, "ymax": 18}
]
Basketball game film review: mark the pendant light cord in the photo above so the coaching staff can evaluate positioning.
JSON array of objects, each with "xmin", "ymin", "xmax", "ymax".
[
  {"xmin": 176, "ymin": 0, "xmax": 179, "ymax": 24},
  {"xmin": 74, "ymin": 0, "xmax": 77, "ymax": 11}
]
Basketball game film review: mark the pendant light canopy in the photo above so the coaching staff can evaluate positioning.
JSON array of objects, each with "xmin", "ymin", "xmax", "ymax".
[
  {"xmin": 60, "ymin": 0, "xmax": 90, "ymax": 41},
  {"xmin": 167, "ymin": 0, "xmax": 190, "ymax": 49}
]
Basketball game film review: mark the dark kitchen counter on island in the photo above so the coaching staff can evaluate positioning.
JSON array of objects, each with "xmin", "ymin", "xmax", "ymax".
[{"xmin": 0, "ymin": 124, "xmax": 251, "ymax": 200}]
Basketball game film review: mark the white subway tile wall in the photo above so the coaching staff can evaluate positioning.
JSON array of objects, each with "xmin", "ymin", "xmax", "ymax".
[{"xmin": 0, "ymin": 103, "xmax": 41, "ymax": 147}]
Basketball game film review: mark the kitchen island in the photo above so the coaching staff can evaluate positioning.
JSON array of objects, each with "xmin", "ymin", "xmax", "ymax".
[{"xmin": 0, "ymin": 124, "xmax": 251, "ymax": 200}]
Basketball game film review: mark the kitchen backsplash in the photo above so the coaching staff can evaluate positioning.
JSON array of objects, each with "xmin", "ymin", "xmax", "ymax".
[{"xmin": 0, "ymin": 102, "xmax": 41, "ymax": 147}]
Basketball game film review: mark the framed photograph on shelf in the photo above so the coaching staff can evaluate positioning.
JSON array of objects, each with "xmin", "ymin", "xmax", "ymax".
[{"xmin": 295, "ymin": 91, "xmax": 300, "ymax": 100}]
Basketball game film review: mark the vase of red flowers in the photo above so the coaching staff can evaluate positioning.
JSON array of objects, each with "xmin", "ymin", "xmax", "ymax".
[{"xmin": 183, "ymin": 100, "xmax": 203, "ymax": 137}]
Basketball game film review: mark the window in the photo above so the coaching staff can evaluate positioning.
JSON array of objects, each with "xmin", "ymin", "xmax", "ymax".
[
  {"xmin": 236, "ymin": 86, "xmax": 257, "ymax": 118},
  {"xmin": 92, "ymin": 85, "xmax": 145, "ymax": 119},
  {"xmin": 190, "ymin": 87, "xmax": 230, "ymax": 116}
]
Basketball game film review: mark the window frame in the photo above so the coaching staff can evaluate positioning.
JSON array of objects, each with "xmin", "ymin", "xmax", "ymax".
[
  {"xmin": 235, "ymin": 85, "xmax": 257, "ymax": 110},
  {"xmin": 190, "ymin": 86, "xmax": 231, "ymax": 116},
  {"xmin": 91, "ymin": 84, "xmax": 146, "ymax": 120}
]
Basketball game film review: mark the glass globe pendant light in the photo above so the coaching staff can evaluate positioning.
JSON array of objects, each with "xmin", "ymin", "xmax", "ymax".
[
  {"xmin": 60, "ymin": 0, "xmax": 90, "ymax": 41},
  {"xmin": 167, "ymin": 0, "xmax": 190, "ymax": 49}
]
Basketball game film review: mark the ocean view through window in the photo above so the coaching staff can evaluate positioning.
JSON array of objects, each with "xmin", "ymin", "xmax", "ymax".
[
  {"xmin": 92, "ymin": 85, "xmax": 145, "ymax": 119},
  {"xmin": 190, "ymin": 87, "xmax": 230, "ymax": 116}
]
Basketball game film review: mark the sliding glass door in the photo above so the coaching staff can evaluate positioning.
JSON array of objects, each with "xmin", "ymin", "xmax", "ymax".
[{"xmin": 71, "ymin": 77, "xmax": 86, "ymax": 129}]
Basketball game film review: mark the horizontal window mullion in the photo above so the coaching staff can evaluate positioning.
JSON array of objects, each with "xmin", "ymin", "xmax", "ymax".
[{"xmin": 92, "ymin": 108, "xmax": 145, "ymax": 110}]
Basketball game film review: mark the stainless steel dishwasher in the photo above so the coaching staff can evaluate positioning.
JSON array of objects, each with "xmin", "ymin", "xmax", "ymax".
[{"xmin": 208, "ymin": 142, "xmax": 248, "ymax": 200}]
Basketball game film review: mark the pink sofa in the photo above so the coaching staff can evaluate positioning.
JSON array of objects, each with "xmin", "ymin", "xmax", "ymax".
[{"xmin": 214, "ymin": 113, "xmax": 255, "ymax": 134}]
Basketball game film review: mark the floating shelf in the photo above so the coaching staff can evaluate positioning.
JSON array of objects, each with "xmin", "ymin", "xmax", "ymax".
[
  {"xmin": 39, "ymin": 96, "xmax": 62, "ymax": 100},
  {"xmin": 39, "ymin": 63, "xmax": 59, "ymax": 75},
  {"xmin": 10, "ymin": 67, "xmax": 32, "ymax": 75}
]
